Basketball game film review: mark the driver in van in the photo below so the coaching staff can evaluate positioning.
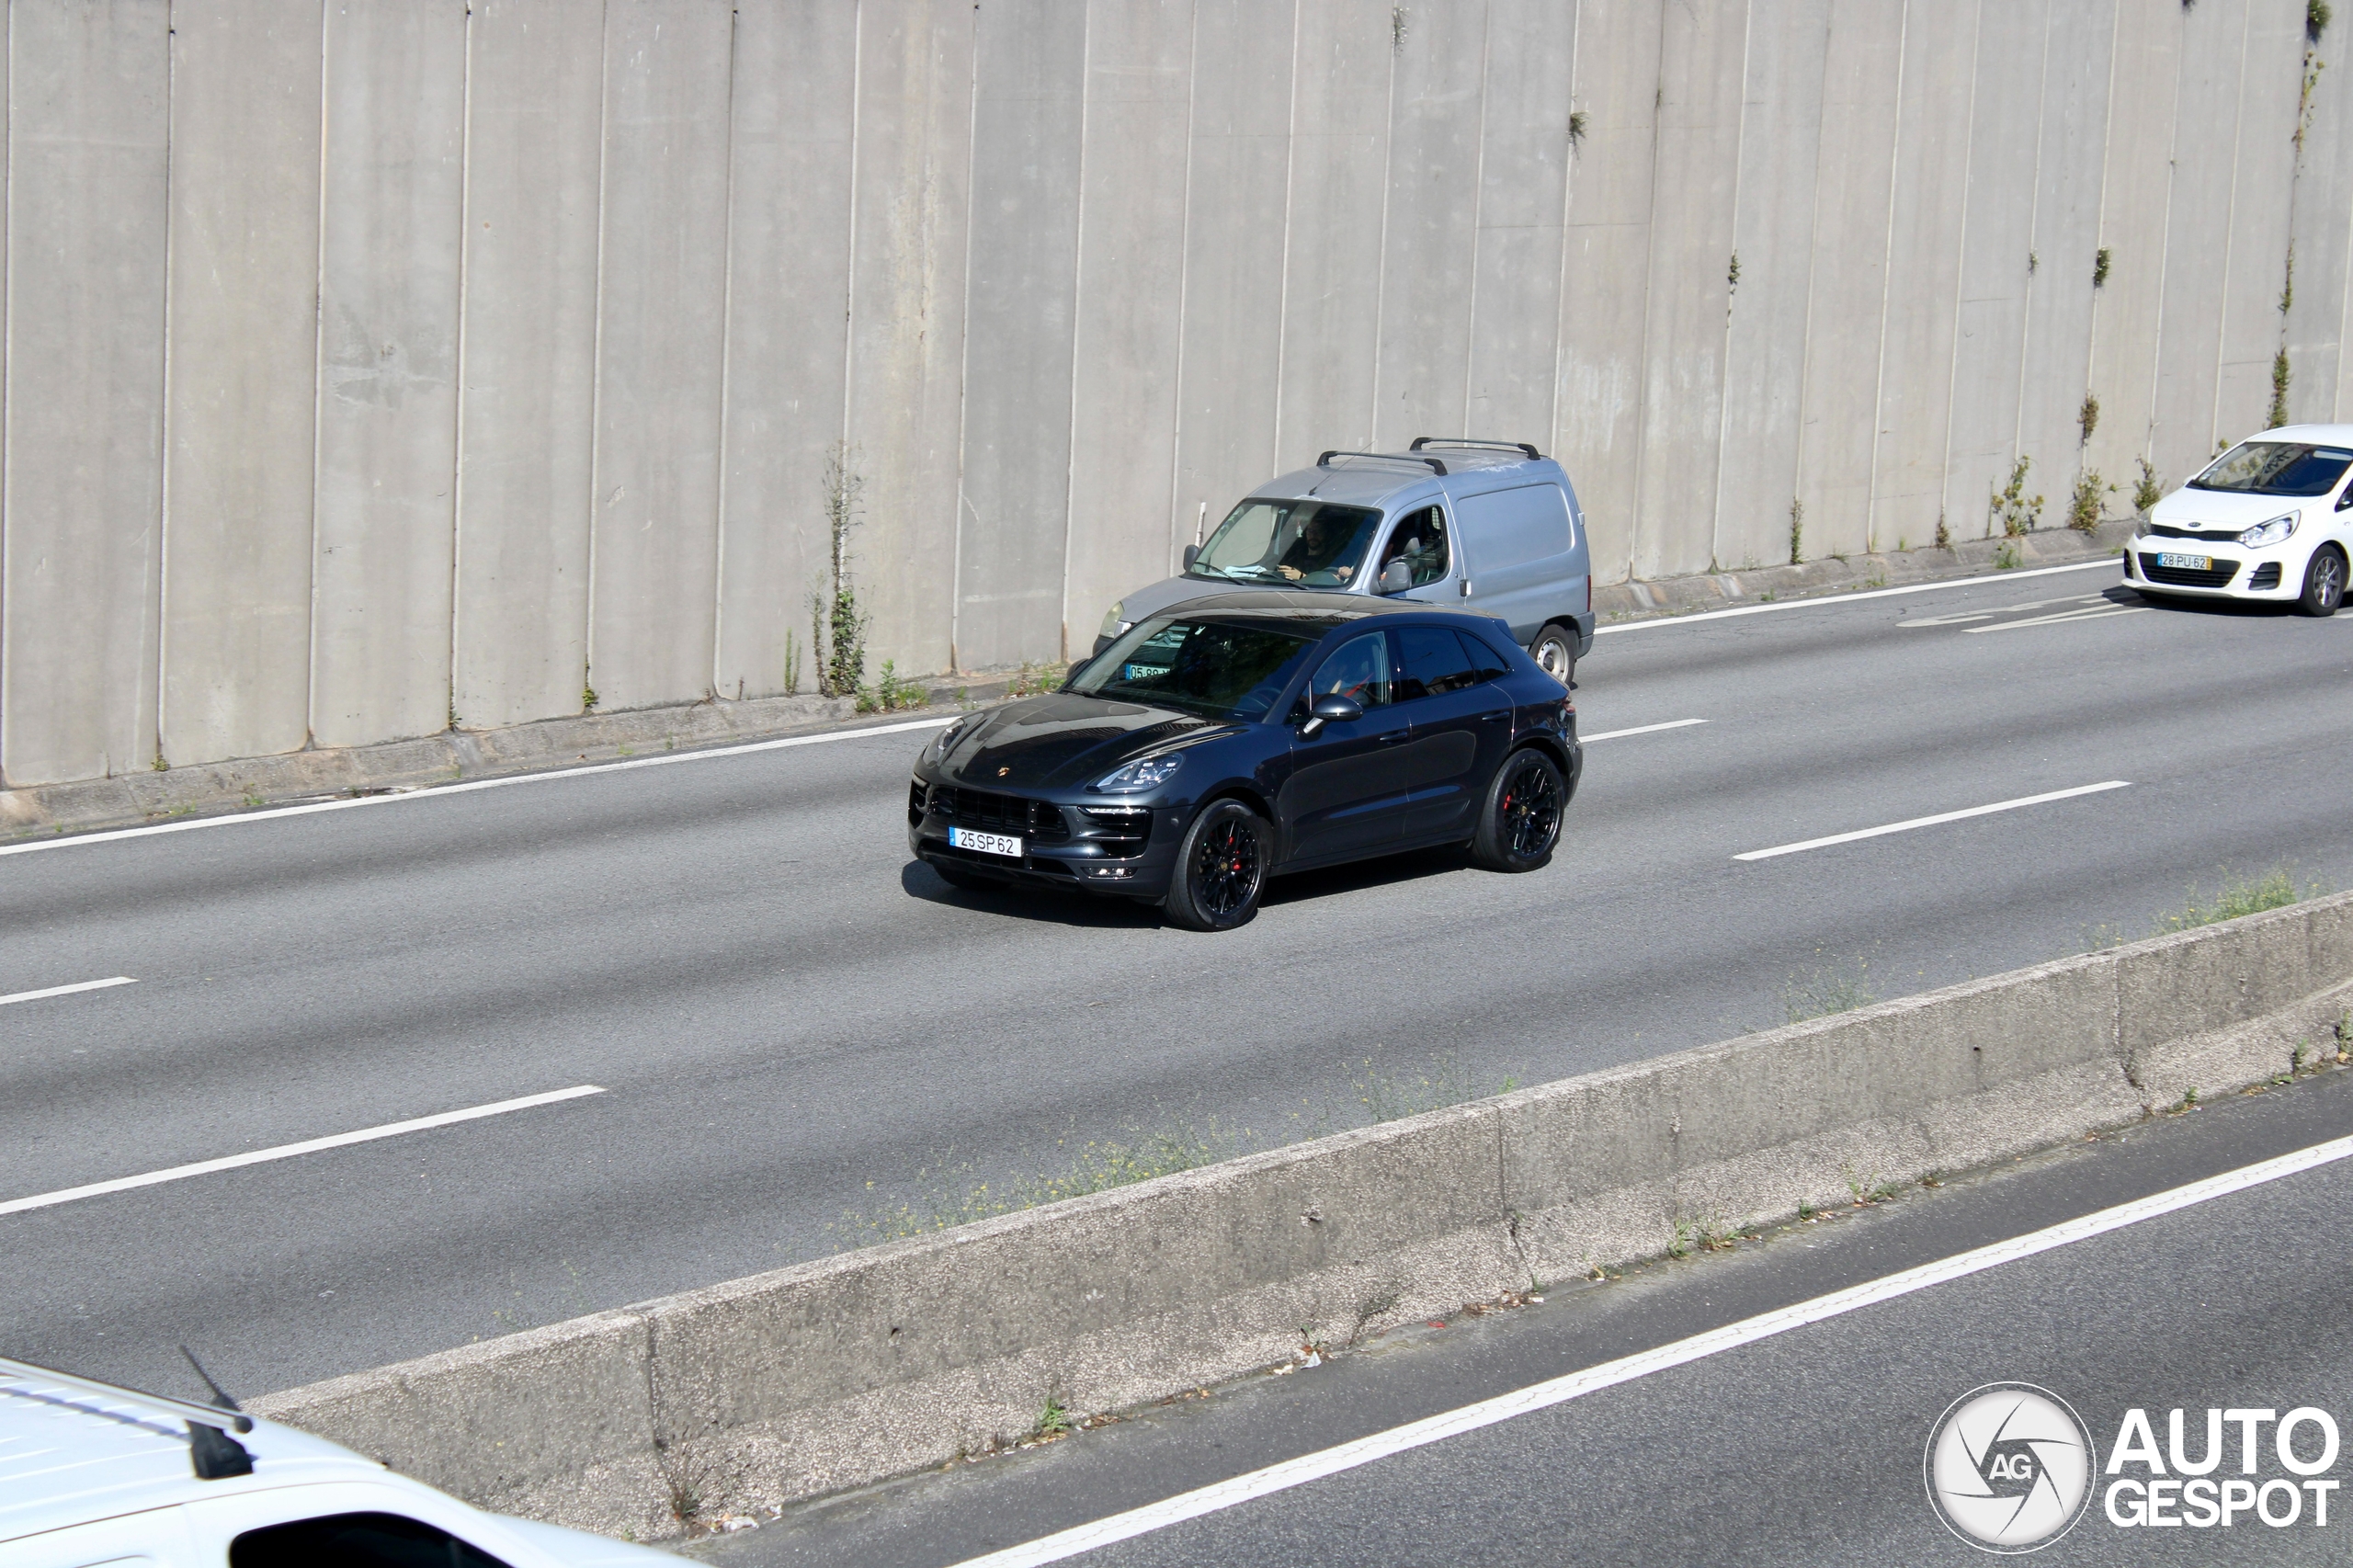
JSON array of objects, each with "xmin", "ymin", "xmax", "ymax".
[{"xmin": 1276, "ymin": 513, "xmax": 1355, "ymax": 583}]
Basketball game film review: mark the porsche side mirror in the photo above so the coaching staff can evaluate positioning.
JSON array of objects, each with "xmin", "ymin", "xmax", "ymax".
[
  {"xmin": 1298, "ymin": 692, "xmax": 1363, "ymax": 737},
  {"xmin": 1378, "ymin": 559, "xmax": 1413, "ymax": 595}
]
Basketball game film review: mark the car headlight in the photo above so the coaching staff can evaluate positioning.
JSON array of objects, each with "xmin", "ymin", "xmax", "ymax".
[
  {"xmin": 928, "ymin": 714, "xmax": 978, "ymax": 759},
  {"xmin": 1091, "ymin": 752, "xmax": 1185, "ymax": 793},
  {"xmin": 1098, "ymin": 601, "xmax": 1130, "ymax": 641},
  {"xmin": 2239, "ymin": 512, "xmax": 2300, "ymax": 549}
]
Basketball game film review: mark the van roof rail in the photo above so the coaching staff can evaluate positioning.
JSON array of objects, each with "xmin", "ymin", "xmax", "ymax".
[
  {"xmin": 1, "ymin": 1353, "xmax": 256, "ymax": 1436},
  {"xmin": 1316, "ymin": 449, "xmax": 1448, "ymax": 476},
  {"xmin": 1408, "ymin": 437, "xmax": 1543, "ymax": 460}
]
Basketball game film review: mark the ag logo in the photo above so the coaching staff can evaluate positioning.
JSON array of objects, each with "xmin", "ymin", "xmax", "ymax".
[{"xmin": 1926, "ymin": 1383, "xmax": 2097, "ymax": 1552}]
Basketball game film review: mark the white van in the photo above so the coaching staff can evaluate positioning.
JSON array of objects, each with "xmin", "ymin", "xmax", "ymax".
[{"xmin": 1, "ymin": 1356, "xmax": 675, "ymax": 1566}]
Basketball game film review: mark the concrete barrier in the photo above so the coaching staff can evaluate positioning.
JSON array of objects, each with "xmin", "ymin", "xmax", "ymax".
[{"xmin": 251, "ymin": 893, "xmax": 2353, "ymax": 1540}]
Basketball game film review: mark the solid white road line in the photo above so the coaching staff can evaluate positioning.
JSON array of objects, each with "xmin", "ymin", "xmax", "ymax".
[
  {"xmin": 948, "ymin": 1129, "xmax": 2353, "ymax": 1568},
  {"xmin": 0, "ymin": 717, "xmax": 957, "ymax": 859},
  {"xmin": 1732, "ymin": 780, "xmax": 2131, "ymax": 862},
  {"xmin": 1582, "ymin": 719, "xmax": 1706, "ymax": 743},
  {"xmin": 1592, "ymin": 558, "xmax": 2116, "ymax": 636},
  {"xmin": 0, "ymin": 976, "xmax": 136, "ymax": 1007},
  {"xmin": 0, "ymin": 1085, "xmax": 606, "ymax": 1217}
]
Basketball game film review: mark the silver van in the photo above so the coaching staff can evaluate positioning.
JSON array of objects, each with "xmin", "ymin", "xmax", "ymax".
[{"xmin": 1097, "ymin": 439, "xmax": 1596, "ymax": 684}]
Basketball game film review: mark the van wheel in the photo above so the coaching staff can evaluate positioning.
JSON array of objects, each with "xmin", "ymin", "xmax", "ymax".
[
  {"xmin": 1164, "ymin": 800, "xmax": 1269, "ymax": 930},
  {"xmin": 2298, "ymin": 546, "xmax": 2346, "ymax": 617},
  {"xmin": 1529, "ymin": 624, "xmax": 1577, "ymax": 687}
]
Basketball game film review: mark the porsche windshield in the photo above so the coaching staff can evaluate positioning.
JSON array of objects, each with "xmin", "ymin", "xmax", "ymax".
[
  {"xmin": 1188, "ymin": 500, "xmax": 1383, "ymax": 588},
  {"xmin": 2189, "ymin": 441, "xmax": 2353, "ymax": 497},
  {"xmin": 1070, "ymin": 617, "xmax": 1318, "ymax": 720}
]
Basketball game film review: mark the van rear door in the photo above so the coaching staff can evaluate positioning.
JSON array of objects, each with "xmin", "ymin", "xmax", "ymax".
[{"xmin": 1453, "ymin": 483, "xmax": 1578, "ymax": 642}]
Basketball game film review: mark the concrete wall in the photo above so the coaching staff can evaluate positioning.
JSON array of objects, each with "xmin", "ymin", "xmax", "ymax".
[
  {"xmin": 253, "ymin": 888, "xmax": 2353, "ymax": 1540},
  {"xmin": 0, "ymin": 0, "xmax": 2341, "ymax": 787}
]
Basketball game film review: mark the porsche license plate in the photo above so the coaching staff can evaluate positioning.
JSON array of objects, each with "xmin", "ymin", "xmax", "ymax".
[
  {"xmin": 2156, "ymin": 551, "xmax": 2212, "ymax": 572},
  {"xmin": 949, "ymin": 826, "xmax": 1022, "ymax": 858}
]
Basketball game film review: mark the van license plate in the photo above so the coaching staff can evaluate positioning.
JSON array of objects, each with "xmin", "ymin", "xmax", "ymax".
[
  {"xmin": 949, "ymin": 827, "xmax": 1022, "ymax": 858},
  {"xmin": 2157, "ymin": 552, "xmax": 2212, "ymax": 571}
]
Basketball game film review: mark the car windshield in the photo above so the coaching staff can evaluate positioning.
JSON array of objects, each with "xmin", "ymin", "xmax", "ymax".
[
  {"xmin": 1189, "ymin": 500, "xmax": 1383, "ymax": 587},
  {"xmin": 2189, "ymin": 441, "xmax": 2353, "ymax": 497},
  {"xmin": 1068, "ymin": 616, "xmax": 1319, "ymax": 721}
]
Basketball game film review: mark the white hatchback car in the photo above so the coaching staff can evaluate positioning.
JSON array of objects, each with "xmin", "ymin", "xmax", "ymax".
[
  {"xmin": 2, "ymin": 1357, "xmax": 676, "ymax": 1566},
  {"xmin": 2123, "ymin": 424, "xmax": 2353, "ymax": 614}
]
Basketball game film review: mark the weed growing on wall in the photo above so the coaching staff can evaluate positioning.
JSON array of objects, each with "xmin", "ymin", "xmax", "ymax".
[
  {"xmin": 2077, "ymin": 392, "xmax": 2099, "ymax": 444},
  {"xmin": 1391, "ymin": 4, "xmax": 1407, "ymax": 52},
  {"xmin": 2133, "ymin": 458, "xmax": 2165, "ymax": 513},
  {"xmin": 2313, "ymin": 0, "xmax": 2333, "ymax": 41},
  {"xmin": 581, "ymin": 683, "xmax": 598, "ymax": 712},
  {"xmin": 1788, "ymin": 497, "xmax": 1804, "ymax": 564},
  {"xmin": 2068, "ymin": 470, "xmax": 2115, "ymax": 531},
  {"xmin": 857, "ymin": 660, "xmax": 926, "ymax": 713},
  {"xmin": 815, "ymin": 442, "xmax": 870, "ymax": 699},
  {"xmin": 1567, "ymin": 109, "xmax": 1587, "ymax": 153},
  {"xmin": 2271, "ymin": 349, "xmax": 2292, "ymax": 428},
  {"xmin": 1989, "ymin": 458, "xmax": 2042, "ymax": 537},
  {"xmin": 2093, "ymin": 247, "xmax": 2111, "ymax": 288},
  {"xmin": 1935, "ymin": 508, "xmax": 1951, "ymax": 551},
  {"xmin": 781, "ymin": 630, "xmax": 800, "ymax": 697}
]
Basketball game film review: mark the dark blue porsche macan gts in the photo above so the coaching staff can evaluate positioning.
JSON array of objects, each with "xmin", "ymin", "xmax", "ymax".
[{"xmin": 906, "ymin": 590, "xmax": 1582, "ymax": 930}]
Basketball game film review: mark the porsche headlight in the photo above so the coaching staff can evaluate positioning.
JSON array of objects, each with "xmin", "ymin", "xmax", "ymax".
[
  {"xmin": 928, "ymin": 713, "xmax": 978, "ymax": 759},
  {"xmin": 2238, "ymin": 512, "xmax": 2299, "ymax": 549},
  {"xmin": 1098, "ymin": 601, "xmax": 1131, "ymax": 641},
  {"xmin": 1092, "ymin": 752, "xmax": 1185, "ymax": 794}
]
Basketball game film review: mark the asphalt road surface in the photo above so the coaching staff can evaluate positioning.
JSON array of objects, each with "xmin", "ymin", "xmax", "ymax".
[
  {"xmin": 693, "ymin": 1063, "xmax": 2353, "ymax": 1568},
  {"xmin": 7, "ymin": 561, "xmax": 2353, "ymax": 1403}
]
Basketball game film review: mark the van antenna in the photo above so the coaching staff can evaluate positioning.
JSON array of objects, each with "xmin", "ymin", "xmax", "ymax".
[
  {"xmin": 180, "ymin": 1345, "xmax": 243, "ymax": 1413},
  {"xmin": 177, "ymin": 1346, "xmax": 255, "ymax": 1480},
  {"xmin": 1194, "ymin": 502, "xmax": 1206, "ymax": 546}
]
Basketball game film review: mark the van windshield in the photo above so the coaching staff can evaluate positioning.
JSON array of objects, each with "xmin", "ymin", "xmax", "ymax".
[
  {"xmin": 2189, "ymin": 441, "xmax": 2353, "ymax": 497},
  {"xmin": 1189, "ymin": 500, "xmax": 1382, "ymax": 588}
]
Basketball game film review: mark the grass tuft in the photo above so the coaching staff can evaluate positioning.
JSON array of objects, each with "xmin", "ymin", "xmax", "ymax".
[{"xmin": 1782, "ymin": 957, "xmax": 1874, "ymax": 1025}]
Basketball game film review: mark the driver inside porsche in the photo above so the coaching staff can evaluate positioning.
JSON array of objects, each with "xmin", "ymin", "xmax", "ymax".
[{"xmin": 1309, "ymin": 631, "xmax": 1392, "ymax": 708}]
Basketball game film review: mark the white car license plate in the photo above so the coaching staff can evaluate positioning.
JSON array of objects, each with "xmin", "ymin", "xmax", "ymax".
[
  {"xmin": 949, "ymin": 826, "xmax": 1022, "ymax": 858},
  {"xmin": 2157, "ymin": 551, "xmax": 2212, "ymax": 571}
]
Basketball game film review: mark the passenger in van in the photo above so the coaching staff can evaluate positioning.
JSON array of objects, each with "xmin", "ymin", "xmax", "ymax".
[
  {"xmin": 1377, "ymin": 506, "xmax": 1450, "ymax": 588},
  {"xmin": 1276, "ymin": 513, "xmax": 1358, "ymax": 583}
]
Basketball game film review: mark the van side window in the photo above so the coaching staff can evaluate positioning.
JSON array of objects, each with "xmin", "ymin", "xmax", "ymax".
[
  {"xmin": 1377, "ymin": 506, "xmax": 1450, "ymax": 587},
  {"xmin": 232, "ymin": 1512, "xmax": 512, "ymax": 1568}
]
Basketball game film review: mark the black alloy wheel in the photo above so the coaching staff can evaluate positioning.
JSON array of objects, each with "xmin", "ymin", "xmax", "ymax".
[
  {"xmin": 1472, "ymin": 748, "xmax": 1565, "ymax": 872},
  {"xmin": 2299, "ymin": 546, "xmax": 2346, "ymax": 618},
  {"xmin": 1164, "ymin": 799, "xmax": 1269, "ymax": 931},
  {"xmin": 1529, "ymin": 623, "xmax": 1578, "ymax": 688}
]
